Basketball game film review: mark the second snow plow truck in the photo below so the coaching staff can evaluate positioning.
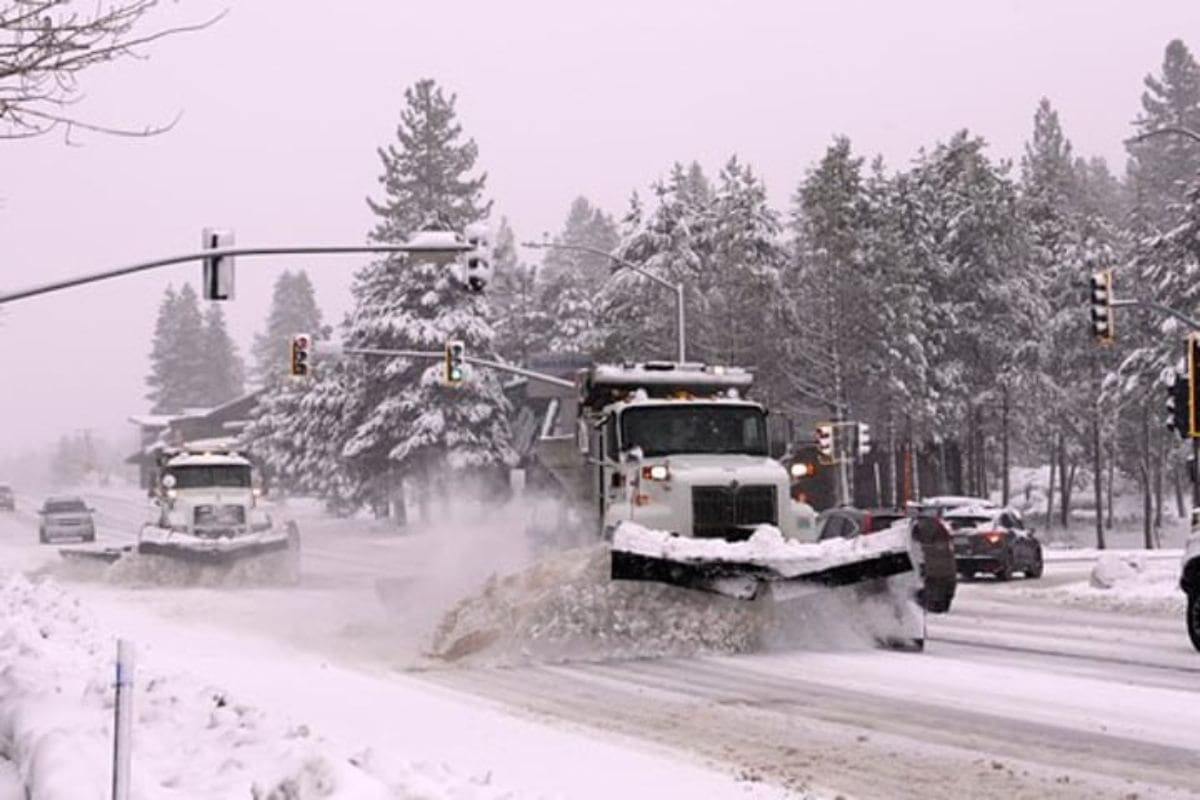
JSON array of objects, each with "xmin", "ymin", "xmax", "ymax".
[
  {"xmin": 534, "ymin": 362, "xmax": 927, "ymax": 647},
  {"xmin": 60, "ymin": 447, "xmax": 300, "ymax": 584}
]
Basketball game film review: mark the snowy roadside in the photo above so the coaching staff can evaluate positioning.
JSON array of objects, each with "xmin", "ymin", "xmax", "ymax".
[
  {"xmin": 0, "ymin": 573, "xmax": 527, "ymax": 800},
  {"xmin": 1014, "ymin": 553, "xmax": 1186, "ymax": 615}
]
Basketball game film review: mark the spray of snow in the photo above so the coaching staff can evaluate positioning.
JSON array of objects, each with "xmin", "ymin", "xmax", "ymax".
[{"xmin": 428, "ymin": 541, "xmax": 923, "ymax": 665}]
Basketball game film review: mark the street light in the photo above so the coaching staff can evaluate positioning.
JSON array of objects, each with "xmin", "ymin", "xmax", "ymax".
[{"xmin": 522, "ymin": 240, "xmax": 686, "ymax": 364}]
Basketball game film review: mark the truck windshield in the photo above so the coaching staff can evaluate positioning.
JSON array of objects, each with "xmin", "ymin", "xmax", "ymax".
[
  {"xmin": 620, "ymin": 405, "xmax": 768, "ymax": 457},
  {"xmin": 168, "ymin": 465, "xmax": 252, "ymax": 489}
]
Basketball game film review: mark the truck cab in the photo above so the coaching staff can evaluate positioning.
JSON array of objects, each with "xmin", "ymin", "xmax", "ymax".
[
  {"xmin": 151, "ymin": 451, "xmax": 272, "ymax": 540},
  {"xmin": 557, "ymin": 362, "xmax": 808, "ymax": 542}
]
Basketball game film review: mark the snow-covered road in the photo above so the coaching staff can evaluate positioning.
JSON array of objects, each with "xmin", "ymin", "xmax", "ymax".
[{"xmin": 2, "ymin": 490, "xmax": 1198, "ymax": 799}]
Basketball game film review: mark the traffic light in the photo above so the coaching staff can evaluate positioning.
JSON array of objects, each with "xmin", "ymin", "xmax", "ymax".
[
  {"xmin": 462, "ymin": 224, "xmax": 492, "ymax": 293},
  {"xmin": 289, "ymin": 333, "xmax": 311, "ymax": 378},
  {"xmin": 1167, "ymin": 373, "xmax": 1190, "ymax": 438},
  {"xmin": 856, "ymin": 423, "xmax": 872, "ymax": 458},
  {"xmin": 202, "ymin": 228, "xmax": 235, "ymax": 301},
  {"xmin": 815, "ymin": 423, "xmax": 835, "ymax": 464},
  {"xmin": 1089, "ymin": 269, "xmax": 1114, "ymax": 344},
  {"xmin": 444, "ymin": 339, "xmax": 465, "ymax": 385}
]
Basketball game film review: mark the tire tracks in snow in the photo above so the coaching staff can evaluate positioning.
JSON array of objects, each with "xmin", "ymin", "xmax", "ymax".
[{"xmin": 415, "ymin": 652, "xmax": 1200, "ymax": 800}]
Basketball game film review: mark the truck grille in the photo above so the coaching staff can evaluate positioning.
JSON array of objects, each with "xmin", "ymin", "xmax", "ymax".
[
  {"xmin": 691, "ymin": 485, "xmax": 777, "ymax": 541},
  {"xmin": 194, "ymin": 504, "xmax": 246, "ymax": 527}
]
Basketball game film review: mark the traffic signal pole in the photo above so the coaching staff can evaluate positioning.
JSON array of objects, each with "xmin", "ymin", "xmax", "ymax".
[
  {"xmin": 0, "ymin": 242, "xmax": 472, "ymax": 306},
  {"xmin": 318, "ymin": 344, "xmax": 576, "ymax": 391}
]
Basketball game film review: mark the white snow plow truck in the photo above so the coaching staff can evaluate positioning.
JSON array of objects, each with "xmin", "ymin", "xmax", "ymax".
[
  {"xmin": 60, "ymin": 448, "xmax": 300, "ymax": 584},
  {"xmin": 534, "ymin": 363, "xmax": 924, "ymax": 633},
  {"xmin": 138, "ymin": 450, "xmax": 295, "ymax": 565}
]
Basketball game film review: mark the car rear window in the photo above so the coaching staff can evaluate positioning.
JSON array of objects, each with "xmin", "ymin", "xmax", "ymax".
[
  {"xmin": 947, "ymin": 516, "xmax": 992, "ymax": 530},
  {"xmin": 866, "ymin": 513, "xmax": 905, "ymax": 532},
  {"xmin": 45, "ymin": 500, "xmax": 87, "ymax": 513}
]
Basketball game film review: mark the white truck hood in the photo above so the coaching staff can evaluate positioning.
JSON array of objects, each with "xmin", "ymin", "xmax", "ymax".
[{"xmin": 655, "ymin": 453, "xmax": 787, "ymax": 485}]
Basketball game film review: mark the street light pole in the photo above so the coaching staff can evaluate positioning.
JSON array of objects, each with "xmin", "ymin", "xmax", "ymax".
[{"xmin": 522, "ymin": 241, "xmax": 686, "ymax": 364}]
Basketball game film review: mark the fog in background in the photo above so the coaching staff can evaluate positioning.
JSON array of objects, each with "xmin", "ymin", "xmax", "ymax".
[{"xmin": 1, "ymin": 0, "xmax": 1196, "ymax": 466}]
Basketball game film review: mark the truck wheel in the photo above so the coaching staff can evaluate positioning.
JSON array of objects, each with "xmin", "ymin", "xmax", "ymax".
[{"xmin": 1188, "ymin": 591, "xmax": 1200, "ymax": 652}]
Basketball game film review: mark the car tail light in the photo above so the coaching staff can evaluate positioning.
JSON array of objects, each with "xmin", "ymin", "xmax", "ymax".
[
  {"xmin": 980, "ymin": 530, "xmax": 1005, "ymax": 544},
  {"xmin": 861, "ymin": 512, "xmax": 873, "ymax": 534}
]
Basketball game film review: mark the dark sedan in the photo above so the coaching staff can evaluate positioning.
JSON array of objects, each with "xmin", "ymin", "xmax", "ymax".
[{"xmin": 944, "ymin": 506, "xmax": 1043, "ymax": 580}]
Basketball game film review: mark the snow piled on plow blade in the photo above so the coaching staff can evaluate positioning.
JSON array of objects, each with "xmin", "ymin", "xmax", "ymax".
[
  {"xmin": 429, "ymin": 524, "xmax": 924, "ymax": 664},
  {"xmin": 611, "ymin": 522, "xmax": 915, "ymax": 599}
]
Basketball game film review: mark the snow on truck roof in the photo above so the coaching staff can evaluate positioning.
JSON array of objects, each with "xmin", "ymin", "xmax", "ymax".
[
  {"xmin": 166, "ymin": 452, "xmax": 251, "ymax": 468},
  {"xmin": 583, "ymin": 363, "xmax": 755, "ymax": 408},
  {"xmin": 589, "ymin": 362, "xmax": 753, "ymax": 388}
]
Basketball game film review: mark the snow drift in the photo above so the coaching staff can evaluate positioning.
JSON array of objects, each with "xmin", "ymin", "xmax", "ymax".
[{"xmin": 0, "ymin": 574, "xmax": 525, "ymax": 799}]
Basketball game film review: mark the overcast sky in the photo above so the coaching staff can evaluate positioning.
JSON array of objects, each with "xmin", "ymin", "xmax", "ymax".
[{"xmin": 1, "ymin": 0, "xmax": 1198, "ymax": 458}]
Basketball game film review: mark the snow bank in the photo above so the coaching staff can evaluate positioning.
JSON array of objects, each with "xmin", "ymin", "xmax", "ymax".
[
  {"xmin": 612, "ymin": 521, "xmax": 909, "ymax": 577},
  {"xmin": 1017, "ymin": 554, "xmax": 1184, "ymax": 615},
  {"xmin": 0, "ymin": 574, "xmax": 525, "ymax": 799}
]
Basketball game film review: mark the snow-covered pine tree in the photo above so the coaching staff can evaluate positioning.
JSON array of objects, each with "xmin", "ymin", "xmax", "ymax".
[
  {"xmin": 145, "ymin": 283, "xmax": 209, "ymax": 414},
  {"xmin": 145, "ymin": 285, "xmax": 180, "ymax": 414},
  {"xmin": 490, "ymin": 218, "xmax": 550, "ymax": 364},
  {"xmin": 601, "ymin": 163, "xmax": 712, "ymax": 362},
  {"xmin": 366, "ymin": 78, "xmax": 493, "ymax": 241},
  {"xmin": 336, "ymin": 78, "xmax": 513, "ymax": 510},
  {"xmin": 790, "ymin": 138, "xmax": 873, "ymax": 417},
  {"xmin": 1127, "ymin": 39, "xmax": 1200, "ymax": 232},
  {"xmin": 200, "ymin": 304, "xmax": 245, "ymax": 406},
  {"xmin": 537, "ymin": 197, "xmax": 619, "ymax": 356},
  {"xmin": 250, "ymin": 270, "xmax": 325, "ymax": 386},
  {"xmin": 1020, "ymin": 99, "xmax": 1121, "ymax": 534},
  {"xmin": 700, "ymin": 157, "xmax": 791, "ymax": 407}
]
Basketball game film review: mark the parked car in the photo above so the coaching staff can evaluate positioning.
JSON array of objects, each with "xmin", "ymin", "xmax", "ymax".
[
  {"xmin": 815, "ymin": 507, "xmax": 957, "ymax": 613},
  {"xmin": 943, "ymin": 505, "xmax": 1042, "ymax": 580},
  {"xmin": 38, "ymin": 496, "xmax": 96, "ymax": 543},
  {"xmin": 0, "ymin": 484, "xmax": 14, "ymax": 511}
]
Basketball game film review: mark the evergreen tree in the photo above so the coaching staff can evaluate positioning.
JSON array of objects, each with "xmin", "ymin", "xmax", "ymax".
[
  {"xmin": 490, "ymin": 218, "xmax": 550, "ymax": 364},
  {"xmin": 602, "ymin": 163, "xmax": 712, "ymax": 362},
  {"xmin": 1127, "ymin": 39, "xmax": 1200, "ymax": 230},
  {"xmin": 251, "ymin": 270, "xmax": 326, "ymax": 385},
  {"xmin": 274, "ymin": 79, "xmax": 513, "ymax": 510},
  {"xmin": 145, "ymin": 283, "xmax": 208, "ymax": 413},
  {"xmin": 700, "ymin": 157, "xmax": 791, "ymax": 405},
  {"xmin": 200, "ymin": 304, "xmax": 245, "ymax": 405},
  {"xmin": 145, "ymin": 285, "xmax": 180, "ymax": 413},
  {"xmin": 538, "ymin": 197, "xmax": 619, "ymax": 356},
  {"xmin": 366, "ymin": 78, "xmax": 492, "ymax": 243}
]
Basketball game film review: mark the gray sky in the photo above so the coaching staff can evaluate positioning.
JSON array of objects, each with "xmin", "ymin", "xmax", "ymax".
[{"xmin": 1, "ymin": 0, "xmax": 1197, "ymax": 456}]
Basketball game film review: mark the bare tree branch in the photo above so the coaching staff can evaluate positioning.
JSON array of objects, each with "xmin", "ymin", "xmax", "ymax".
[{"xmin": 0, "ymin": 1, "xmax": 224, "ymax": 139}]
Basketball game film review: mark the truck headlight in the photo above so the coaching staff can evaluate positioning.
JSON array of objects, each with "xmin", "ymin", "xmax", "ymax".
[
  {"xmin": 641, "ymin": 464, "xmax": 670, "ymax": 481},
  {"xmin": 789, "ymin": 462, "xmax": 815, "ymax": 479}
]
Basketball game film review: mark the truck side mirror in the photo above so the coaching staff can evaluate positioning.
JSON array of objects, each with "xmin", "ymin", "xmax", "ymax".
[{"xmin": 576, "ymin": 419, "xmax": 590, "ymax": 455}]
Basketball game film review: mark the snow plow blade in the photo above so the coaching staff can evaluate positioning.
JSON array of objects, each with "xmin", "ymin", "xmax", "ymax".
[
  {"xmin": 609, "ymin": 522, "xmax": 916, "ymax": 601},
  {"xmin": 135, "ymin": 536, "xmax": 291, "ymax": 565},
  {"xmin": 58, "ymin": 545, "xmax": 133, "ymax": 564},
  {"xmin": 611, "ymin": 548, "xmax": 913, "ymax": 599}
]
